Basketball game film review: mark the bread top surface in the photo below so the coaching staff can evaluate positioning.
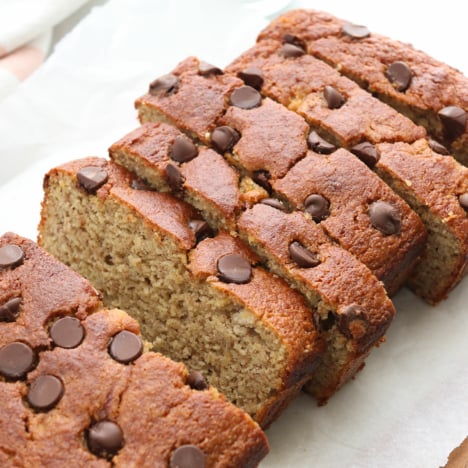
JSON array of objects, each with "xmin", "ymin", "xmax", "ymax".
[
  {"xmin": 273, "ymin": 148, "xmax": 427, "ymax": 285},
  {"xmin": 0, "ymin": 232, "xmax": 102, "ymax": 349},
  {"xmin": 238, "ymin": 203, "xmax": 395, "ymax": 352},
  {"xmin": 226, "ymin": 39, "xmax": 426, "ymax": 146}
]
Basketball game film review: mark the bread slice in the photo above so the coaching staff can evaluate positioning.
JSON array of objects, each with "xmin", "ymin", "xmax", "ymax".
[
  {"xmin": 257, "ymin": 9, "xmax": 468, "ymax": 166},
  {"xmin": 38, "ymin": 157, "xmax": 324, "ymax": 428},
  {"xmin": 0, "ymin": 233, "xmax": 269, "ymax": 466},
  {"xmin": 226, "ymin": 37, "xmax": 468, "ymax": 303},
  {"xmin": 109, "ymin": 122, "xmax": 395, "ymax": 404},
  {"xmin": 135, "ymin": 57, "xmax": 426, "ymax": 295}
]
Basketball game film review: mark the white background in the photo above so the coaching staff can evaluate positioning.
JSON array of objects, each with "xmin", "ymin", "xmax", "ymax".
[{"xmin": 0, "ymin": 1, "xmax": 467, "ymax": 466}]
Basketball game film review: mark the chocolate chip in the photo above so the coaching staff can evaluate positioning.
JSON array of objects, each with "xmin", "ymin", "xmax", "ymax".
[
  {"xmin": 50, "ymin": 316, "xmax": 85, "ymax": 349},
  {"xmin": 386, "ymin": 61, "xmax": 412, "ymax": 92},
  {"xmin": 439, "ymin": 106, "xmax": 467, "ymax": 140},
  {"xmin": 323, "ymin": 85, "xmax": 345, "ymax": 109},
  {"xmin": 165, "ymin": 163, "xmax": 185, "ymax": 191},
  {"xmin": 0, "ymin": 244, "xmax": 24, "ymax": 269},
  {"xmin": 170, "ymin": 445, "xmax": 206, "ymax": 468},
  {"xmin": 282, "ymin": 33, "xmax": 307, "ymax": 51},
  {"xmin": 171, "ymin": 135, "xmax": 198, "ymax": 163},
  {"xmin": 230, "ymin": 86, "xmax": 262, "ymax": 109},
  {"xmin": 0, "ymin": 342, "xmax": 36, "ymax": 379},
  {"xmin": 369, "ymin": 201, "xmax": 401, "ymax": 235},
  {"xmin": 307, "ymin": 131, "xmax": 336, "ymax": 154},
  {"xmin": 237, "ymin": 67, "xmax": 264, "ymax": 90},
  {"xmin": 289, "ymin": 241, "xmax": 320, "ymax": 268},
  {"xmin": 350, "ymin": 142, "xmax": 380, "ymax": 167},
  {"xmin": 217, "ymin": 254, "xmax": 252, "ymax": 284},
  {"xmin": 280, "ymin": 43, "xmax": 305, "ymax": 58},
  {"xmin": 130, "ymin": 178, "xmax": 155, "ymax": 191},
  {"xmin": 198, "ymin": 61, "xmax": 223, "ymax": 76},
  {"xmin": 186, "ymin": 370, "xmax": 208, "ymax": 390},
  {"xmin": 149, "ymin": 74, "xmax": 179, "ymax": 96},
  {"xmin": 0, "ymin": 297, "xmax": 21, "ymax": 322},
  {"xmin": 337, "ymin": 304, "xmax": 368, "ymax": 339},
  {"xmin": 304, "ymin": 194, "xmax": 330, "ymax": 222},
  {"xmin": 109, "ymin": 330, "xmax": 143, "ymax": 364},
  {"xmin": 87, "ymin": 421, "xmax": 124, "ymax": 459},
  {"xmin": 260, "ymin": 198, "xmax": 286, "ymax": 211},
  {"xmin": 211, "ymin": 126, "xmax": 240, "ymax": 153},
  {"xmin": 341, "ymin": 23, "xmax": 370, "ymax": 39},
  {"xmin": 428, "ymin": 139, "xmax": 450, "ymax": 155},
  {"xmin": 458, "ymin": 193, "xmax": 468, "ymax": 211},
  {"xmin": 252, "ymin": 170, "xmax": 271, "ymax": 192},
  {"xmin": 77, "ymin": 166, "xmax": 109, "ymax": 193},
  {"xmin": 27, "ymin": 375, "xmax": 64, "ymax": 411},
  {"xmin": 188, "ymin": 220, "xmax": 212, "ymax": 243}
]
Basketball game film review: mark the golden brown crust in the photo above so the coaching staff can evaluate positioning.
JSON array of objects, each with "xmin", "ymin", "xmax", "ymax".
[
  {"xmin": 272, "ymin": 149, "xmax": 427, "ymax": 293},
  {"xmin": 443, "ymin": 436, "xmax": 468, "ymax": 468},
  {"xmin": 258, "ymin": 9, "xmax": 468, "ymax": 164},
  {"xmin": 220, "ymin": 98, "xmax": 309, "ymax": 178},
  {"xmin": 1, "ymin": 232, "xmax": 102, "ymax": 349},
  {"xmin": 226, "ymin": 39, "xmax": 425, "ymax": 146},
  {"xmin": 136, "ymin": 57, "xmax": 243, "ymax": 140}
]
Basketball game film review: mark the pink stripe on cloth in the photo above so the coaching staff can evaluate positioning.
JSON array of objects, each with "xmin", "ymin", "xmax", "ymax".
[{"xmin": 0, "ymin": 45, "xmax": 45, "ymax": 81}]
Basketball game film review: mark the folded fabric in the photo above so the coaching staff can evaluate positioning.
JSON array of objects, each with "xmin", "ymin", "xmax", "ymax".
[{"xmin": 0, "ymin": 0, "xmax": 91, "ymax": 101}]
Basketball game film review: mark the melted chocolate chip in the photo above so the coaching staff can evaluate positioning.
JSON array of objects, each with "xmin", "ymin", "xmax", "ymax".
[
  {"xmin": 149, "ymin": 74, "xmax": 179, "ymax": 96},
  {"xmin": 438, "ymin": 106, "xmax": 467, "ymax": 140},
  {"xmin": 198, "ymin": 61, "xmax": 223, "ymax": 76},
  {"xmin": 307, "ymin": 131, "xmax": 336, "ymax": 154},
  {"xmin": 237, "ymin": 67, "xmax": 264, "ymax": 90},
  {"xmin": 0, "ymin": 342, "xmax": 36, "ymax": 379},
  {"xmin": 230, "ymin": 86, "xmax": 262, "ymax": 109},
  {"xmin": 217, "ymin": 254, "xmax": 252, "ymax": 284},
  {"xmin": 27, "ymin": 375, "xmax": 64, "ymax": 411},
  {"xmin": 165, "ymin": 163, "xmax": 185, "ymax": 191},
  {"xmin": 77, "ymin": 166, "xmax": 109, "ymax": 193},
  {"xmin": 350, "ymin": 142, "xmax": 380, "ymax": 167},
  {"xmin": 337, "ymin": 304, "xmax": 368, "ymax": 339},
  {"xmin": 87, "ymin": 421, "xmax": 124, "ymax": 459},
  {"xmin": 171, "ymin": 135, "xmax": 198, "ymax": 163},
  {"xmin": 188, "ymin": 220, "xmax": 212, "ymax": 243},
  {"xmin": 458, "ymin": 193, "xmax": 468, "ymax": 211},
  {"xmin": 386, "ymin": 61, "xmax": 412, "ymax": 92},
  {"xmin": 323, "ymin": 85, "xmax": 345, "ymax": 109},
  {"xmin": 211, "ymin": 126, "xmax": 240, "ymax": 153},
  {"xmin": 170, "ymin": 445, "xmax": 206, "ymax": 468},
  {"xmin": 341, "ymin": 23, "xmax": 370, "ymax": 39},
  {"xmin": 289, "ymin": 241, "xmax": 320, "ymax": 268},
  {"xmin": 186, "ymin": 370, "xmax": 208, "ymax": 390},
  {"xmin": 252, "ymin": 170, "xmax": 271, "ymax": 192},
  {"xmin": 282, "ymin": 33, "xmax": 307, "ymax": 51},
  {"xmin": 50, "ymin": 316, "xmax": 85, "ymax": 349},
  {"xmin": 260, "ymin": 198, "xmax": 286, "ymax": 211},
  {"xmin": 304, "ymin": 194, "xmax": 330, "ymax": 222},
  {"xmin": 108, "ymin": 330, "xmax": 143, "ymax": 364},
  {"xmin": 0, "ymin": 244, "xmax": 24, "ymax": 269},
  {"xmin": 0, "ymin": 297, "xmax": 21, "ymax": 322},
  {"xmin": 369, "ymin": 201, "xmax": 401, "ymax": 235},
  {"xmin": 428, "ymin": 139, "xmax": 450, "ymax": 155},
  {"xmin": 280, "ymin": 43, "xmax": 305, "ymax": 58}
]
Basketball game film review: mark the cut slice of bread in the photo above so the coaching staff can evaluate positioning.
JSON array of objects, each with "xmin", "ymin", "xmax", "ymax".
[{"xmin": 38, "ymin": 157, "xmax": 324, "ymax": 428}]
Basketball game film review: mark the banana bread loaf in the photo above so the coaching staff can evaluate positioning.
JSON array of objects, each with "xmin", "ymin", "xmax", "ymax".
[
  {"xmin": 257, "ymin": 9, "xmax": 468, "ymax": 166},
  {"xmin": 38, "ymin": 157, "xmax": 324, "ymax": 428},
  {"xmin": 0, "ymin": 232, "xmax": 269, "ymax": 467},
  {"xmin": 226, "ymin": 37, "xmax": 468, "ymax": 303},
  {"xmin": 109, "ymin": 122, "xmax": 395, "ymax": 403},
  {"xmin": 135, "ymin": 57, "xmax": 426, "ymax": 295}
]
